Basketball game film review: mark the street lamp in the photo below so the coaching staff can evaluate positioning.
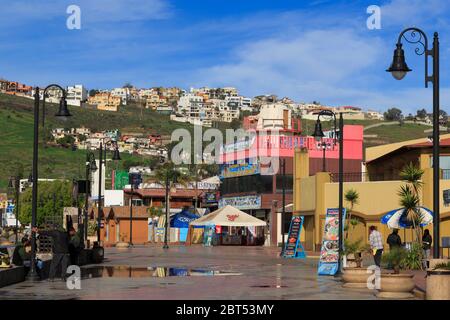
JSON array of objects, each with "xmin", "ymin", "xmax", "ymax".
[
  {"xmin": 312, "ymin": 110, "xmax": 344, "ymax": 274},
  {"xmin": 163, "ymin": 174, "xmax": 177, "ymax": 250},
  {"xmin": 84, "ymin": 151, "xmax": 97, "ymax": 242},
  {"xmin": 8, "ymin": 175, "xmax": 22, "ymax": 244},
  {"xmin": 29, "ymin": 84, "xmax": 71, "ymax": 281},
  {"xmin": 387, "ymin": 28, "xmax": 441, "ymax": 258},
  {"xmin": 318, "ymin": 141, "xmax": 332, "ymax": 172},
  {"xmin": 96, "ymin": 141, "xmax": 121, "ymax": 244}
]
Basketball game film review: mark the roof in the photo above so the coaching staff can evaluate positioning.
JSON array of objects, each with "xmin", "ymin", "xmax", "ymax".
[
  {"xmin": 190, "ymin": 205, "xmax": 267, "ymax": 227},
  {"xmin": 109, "ymin": 206, "xmax": 150, "ymax": 219},
  {"xmin": 89, "ymin": 207, "xmax": 112, "ymax": 219},
  {"xmin": 366, "ymin": 133, "xmax": 450, "ymax": 163}
]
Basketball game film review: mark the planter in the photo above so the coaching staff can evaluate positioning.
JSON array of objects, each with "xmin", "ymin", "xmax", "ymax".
[
  {"xmin": 344, "ymin": 253, "xmax": 363, "ymax": 268},
  {"xmin": 115, "ymin": 242, "xmax": 130, "ymax": 249},
  {"xmin": 376, "ymin": 273, "xmax": 415, "ymax": 299},
  {"xmin": 342, "ymin": 267, "xmax": 370, "ymax": 288},
  {"xmin": 426, "ymin": 268, "xmax": 450, "ymax": 300}
]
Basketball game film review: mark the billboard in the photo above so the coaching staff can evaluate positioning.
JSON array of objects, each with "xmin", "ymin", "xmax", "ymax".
[
  {"xmin": 218, "ymin": 195, "xmax": 261, "ymax": 210},
  {"xmin": 114, "ymin": 170, "xmax": 129, "ymax": 190},
  {"xmin": 220, "ymin": 162, "xmax": 260, "ymax": 179}
]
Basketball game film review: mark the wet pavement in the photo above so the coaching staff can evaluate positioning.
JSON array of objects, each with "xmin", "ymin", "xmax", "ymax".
[{"xmin": 1, "ymin": 245, "xmax": 380, "ymax": 300}]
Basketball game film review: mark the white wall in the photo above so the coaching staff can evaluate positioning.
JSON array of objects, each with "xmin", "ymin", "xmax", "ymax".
[{"xmin": 104, "ymin": 190, "xmax": 124, "ymax": 207}]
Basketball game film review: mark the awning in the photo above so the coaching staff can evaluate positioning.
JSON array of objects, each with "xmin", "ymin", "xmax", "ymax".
[{"xmin": 190, "ymin": 205, "xmax": 267, "ymax": 227}]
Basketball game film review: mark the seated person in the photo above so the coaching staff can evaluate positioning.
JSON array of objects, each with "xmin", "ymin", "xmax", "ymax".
[{"xmin": 12, "ymin": 237, "xmax": 31, "ymax": 268}]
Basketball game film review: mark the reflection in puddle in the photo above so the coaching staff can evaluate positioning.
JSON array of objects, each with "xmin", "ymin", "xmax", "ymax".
[{"xmin": 81, "ymin": 266, "xmax": 242, "ymax": 279}]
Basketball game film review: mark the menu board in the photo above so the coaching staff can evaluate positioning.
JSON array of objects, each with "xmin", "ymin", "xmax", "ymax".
[
  {"xmin": 282, "ymin": 216, "xmax": 306, "ymax": 259},
  {"xmin": 318, "ymin": 208, "xmax": 346, "ymax": 275}
]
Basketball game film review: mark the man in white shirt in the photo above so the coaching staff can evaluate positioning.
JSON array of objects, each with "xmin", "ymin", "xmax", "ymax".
[{"xmin": 369, "ymin": 226, "xmax": 384, "ymax": 267}]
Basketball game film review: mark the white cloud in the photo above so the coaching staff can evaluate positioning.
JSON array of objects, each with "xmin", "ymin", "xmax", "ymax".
[
  {"xmin": 0, "ymin": 0, "xmax": 171, "ymax": 24},
  {"xmin": 380, "ymin": 0, "xmax": 449, "ymax": 29},
  {"xmin": 193, "ymin": 29, "xmax": 385, "ymax": 103}
]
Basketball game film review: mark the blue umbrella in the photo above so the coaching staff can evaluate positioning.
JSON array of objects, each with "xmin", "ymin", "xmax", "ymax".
[{"xmin": 381, "ymin": 207, "xmax": 433, "ymax": 229}]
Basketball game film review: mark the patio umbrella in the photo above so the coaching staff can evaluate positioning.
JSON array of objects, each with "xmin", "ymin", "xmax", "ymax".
[{"xmin": 381, "ymin": 207, "xmax": 433, "ymax": 229}]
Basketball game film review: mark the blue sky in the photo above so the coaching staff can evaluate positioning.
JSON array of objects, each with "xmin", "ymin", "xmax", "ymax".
[{"xmin": 0, "ymin": 0, "xmax": 449, "ymax": 114}]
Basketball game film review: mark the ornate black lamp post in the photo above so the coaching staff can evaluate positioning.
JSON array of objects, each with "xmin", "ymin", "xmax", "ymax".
[
  {"xmin": 318, "ymin": 141, "xmax": 332, "ymax": 172},
  {"xmin": 28, "ymin": 84, "xmax": 71, "ymax": 280},
  {"xmin": 96, "ymin": 141, "xmax": 121, "ymax": 244},
  {"xmin": 8, "ymin": 175, "xmax": 22, "ymax": 244},
  {"xmin": 84, "ymin": 151, "xmax": 97, "ymax": 242},
  {"xmin": 386, "ymin": 28, "xmax": 440, "ymax": 258},
  {"xmin": 312, "ymin": 110, "xmax": 344, "ymax": 274}
]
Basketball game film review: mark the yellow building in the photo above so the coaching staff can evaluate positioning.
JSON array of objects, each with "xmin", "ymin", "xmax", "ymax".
[
  {"xmin": 293, "ymin": 134, "xmax": 450, "ymax": 254},
  {"xmin": 88, "ymin": 92, "xmax": 121, "ymax": 112}
]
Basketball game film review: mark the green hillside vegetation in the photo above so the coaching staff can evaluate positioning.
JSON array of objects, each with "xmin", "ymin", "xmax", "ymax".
[{"xmin": 0, "ymin": 93, "xmax": 194, "ymax": 191}]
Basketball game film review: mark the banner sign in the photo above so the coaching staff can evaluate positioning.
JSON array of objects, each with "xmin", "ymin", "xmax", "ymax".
[
  {"xmin": 114, "ymin": 171, "xmax": 129, "ymax": 190},
  {"xmin": 282, "ymin": 216, "xmax": 306, "ymax": 259},
  {"xmin": 318, "ymin": 208, "xmax": 347, "ymax": 276},
  {"xmin": 204, "ymin": 192, "xmax": 218, "ymax": 204},
  {"xmin": 220, "ymin": 162, "xmax": 260, "ymax": 179},
  {"xmin": 218, "ymin": 195, "xmax": 261, "ymax": 210}
]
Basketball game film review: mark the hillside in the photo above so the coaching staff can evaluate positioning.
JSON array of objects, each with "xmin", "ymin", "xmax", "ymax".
[
  {"xmin": 0, "ymin": 93, "xmax": 444, "ymax": 190},
  {"xmin": 0, "ymin": 93, "xmax": 195, "ymax": 191}
]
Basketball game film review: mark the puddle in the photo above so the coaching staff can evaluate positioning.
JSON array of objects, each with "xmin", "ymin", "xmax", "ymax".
[
  {"xmin": 81, "ymin": 266, "xmax": 242, "ymax": 279},
  {"xmin": 250, "ymin": 285, "xmax": 288, "ymax": 288}
]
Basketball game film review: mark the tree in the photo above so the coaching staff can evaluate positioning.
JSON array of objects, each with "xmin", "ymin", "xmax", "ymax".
[
  {"xmin": 19, "ymin": 180, "xmax": 74, "ymax": 226},
  {"xmin": 384, "ymin": 108, "xmax": 403, "ymax": 121},
  {"xmin": 344, "ymin": 188, "xmax": 359, "ymax": 239},
  {"xmin": 416, "ymin": 108, "xmax": 428, "ymax": 119},
  {"xmin": 123, "ymin": 82, "xmax": 133, "ymax": 89},
  {"xmin": 440, "ymin": 109, "xmax": 448, "ymax": 126},
  {"xmin": 398, "ymin": 163, "xmax": 425, "ymax": 245},
  {"xmin": 56, "ymin": 135, "xmax": 75, "ymax": 147},
  {"xmin": 153, "ymin": 162, "xmax": 192, "ymax": 214},
  {"xmin": 89, "ymin": 89, "xmax": 99, "ymax": 97}
]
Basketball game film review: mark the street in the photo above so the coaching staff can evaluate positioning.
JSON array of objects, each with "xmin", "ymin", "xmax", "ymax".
[{"xmin": 2, "ymin": 245, "xmax": 378, "ymax": 300}]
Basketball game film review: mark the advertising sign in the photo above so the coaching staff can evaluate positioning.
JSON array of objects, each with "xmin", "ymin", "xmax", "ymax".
[
  {"xmin": 204, "ymin": 192, "xmax": 218, "ymax": 204},
  {"xmin": 317, "ymin": 208, "xmax": 347, "ymax": 276},
  {"xmin": 218, "ymin": 195, "xmax": 261, "ymax": 210},
  {"xmin": 114, "ymin": 171, "xmax": 129, "ymax": 190},
  {"xmin": 220, "ymin": 162, "xmax": 260, "ymax": 179},
  {"xmin": 282, "ymin": 216, "xmax": 306, "ymax": 259}
]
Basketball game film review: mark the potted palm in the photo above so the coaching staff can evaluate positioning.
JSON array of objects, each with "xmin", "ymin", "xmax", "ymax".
[
  {"xmin": 378, "ymin": 246, "xmax": 416, "ymax": 298},
  {"xmin": 426, "ymin": 261, "xmax": 450, "ymax": 300},
  {"xmin": 342, "ymin": 239, "xmax": 372, "ymax": 288}
]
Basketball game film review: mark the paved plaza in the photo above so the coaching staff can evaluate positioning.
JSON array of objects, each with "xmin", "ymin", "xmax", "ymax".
[{"xmin": 1, "ymin": 245, "xmax": 383, "ymax": 300}]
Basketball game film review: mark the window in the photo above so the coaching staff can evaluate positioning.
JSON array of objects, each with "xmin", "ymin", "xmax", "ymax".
[
  {"xmin": 220, "ymin": 175, "xmax": 273, "ymax": 195},
  {"xmin": 276, "ymin": 175, "xmax": 293, "ymax": 193}
]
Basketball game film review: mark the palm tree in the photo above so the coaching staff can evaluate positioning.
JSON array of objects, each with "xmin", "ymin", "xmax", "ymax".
[
  {"xmin": 154, "ymin": 162, "xmax": 192, "ymax": 210},
  {"xmin": 344, "ymin": 188, "xmax": 359, "ymax": 239},
  {"xmin": 398, "ymin": 162, "xmax": 425, "ymax": 244}
]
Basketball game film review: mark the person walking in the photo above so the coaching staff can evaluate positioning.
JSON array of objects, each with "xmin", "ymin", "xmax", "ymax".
[
  {"xmin": 386, "ymin": 229, "xmax": 402, "ymax": 250},
  {"xmin": 32, "ymin": 225, "xmax": 70, "ymax": 281},
  {"xmin": 422, "ymin": 229, "xmax": 433, "ymax": 269},
  {"xmin": 369, "ymin": 226, "xmax": 384, "ymax": 268},
  {"xmin": 68, "ymin": 227, "xmax": 82, "ymax": 265}
]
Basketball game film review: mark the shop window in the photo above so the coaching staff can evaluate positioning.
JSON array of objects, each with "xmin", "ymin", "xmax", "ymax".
[{"xmin": 276, "ymin": 175, "xmax": 293, "ymax": 193}]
